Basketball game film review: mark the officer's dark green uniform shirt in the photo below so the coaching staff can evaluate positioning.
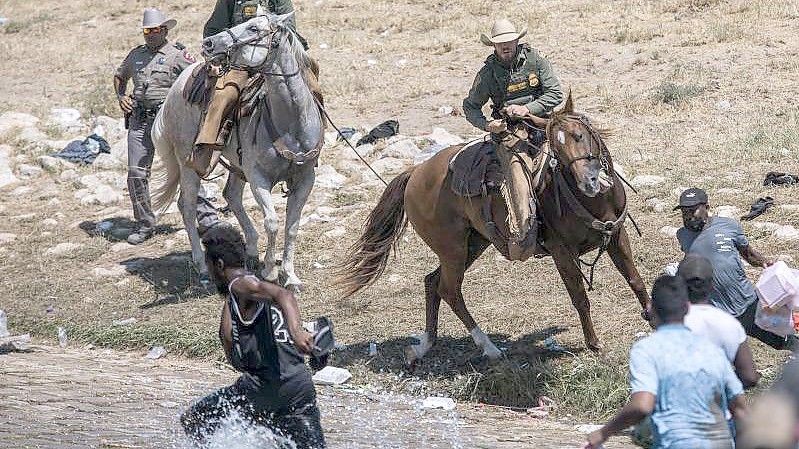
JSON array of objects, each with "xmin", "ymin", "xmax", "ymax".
[
  {"xmin": 463, "ymin": 44, "xmax": 563, "ymax": 131},
  {"xmin": 204, "ymin": 0, "xmax": 296, "ymax": 38}
]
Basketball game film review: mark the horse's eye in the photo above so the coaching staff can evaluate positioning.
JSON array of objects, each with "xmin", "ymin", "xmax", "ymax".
[
  {"xmin": 248, "ymin": 25, "xmax": 259, "ymax": 32},
  {"xmin": 573, "ymin": 133, "xmax": 583, "ymax": 142}
]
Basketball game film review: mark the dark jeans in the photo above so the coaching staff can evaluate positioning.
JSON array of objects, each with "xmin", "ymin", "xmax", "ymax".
[
  {"xmin": 736, "ymin": 300, "xmax": 792, "ymax": 350},
  {"xmin": 181, "ymin": 371, "xmax": 325, "ymax": 448}
]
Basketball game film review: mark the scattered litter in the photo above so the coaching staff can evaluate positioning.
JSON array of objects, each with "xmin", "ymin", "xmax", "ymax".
[
  {"xmin": 421, "ymin": 396, "xmax": 456, "ymax": 411},
  {"xmin": 52, "ymin": 134, "xmax": 111, "ymax": 165},
  {"xmin": 576, "ymin": 424, "xmax": 603, "ymax": 433},
  {"xmin": 741, "ymin": 196, "xmax": 774, "ymax": 221},
  {"xmin": 763, "ymin": 171, "xmax": 799, "ymax": 187},
  {"xmin": 318, "ymin": 42, "xmax": 329, "ymax": 49},
  {"xmin": 158, "ymin": 401, "xmax": 180, "ymax": 408},
  {"xmin": 526, "ymin": 396, "xmax": 555, "ymax": 418},
  {"xmin": 662, "ymin": 262, "xmax": 679, "ymax": 276},
  {"xmin": 366, "ymin": 59, "xmax": 378, "ymax": 66},
  {"xmin": 336, "ymin": 127, "xmax": 358, "ymax": 142},
  {"xmin": 0, "ymin": 17, "xmax": 8, "ymax": 27},
  {"xmin": 0, "ymin": 310, "xmax": 8, "ymax": 337},
  {"xmin": 437, "ymin": 106, "xmax": 454, "ymax": 116},
  {"xmin": 311, "ymin": 262, "xmax": 325, "ymax": 269},
  {"xmin": 634, "ymin": 331, "xmax": 650, "ymax": 341},
  {"xmin": 659, "ymin": 226, "xmax": 679, "ymax": 238},
  {"xmin": 112, "ymin": 317, "xmax": 137, "ymax": 327},
  {"xmin": 0, "ymin": 334, "xmax": 31, "ymax": 352},
  {"xmin": 57, "ymin": 326, "xmax": 68, "ymax": 348},
  {"xmin": 368, "ymin": 342, "xmax": 378, "ymax": 356},
  {"xmin": 84, "ymin": 344, "xmax": 95, "ymax": 350},
  {"xmin": 395, "ymin": 58, "xmax": 408, "ymax": 67},
  {"xmin": 46, "ymin": 306, "xmax": 55, "ymax": 314},
  {"xmin": 715, "ymin": 100, "xmax": 731, "ymax": 110},
  {"xmin": 312, "ymin": 366, "xmax": 352, "ymax": 385},
  {"xmin": 356, "ymin": 120, "xmax": 399, "ymax": 146},
  {"xmin": 145, "ymin": 346, "xmax": 167, "ymax": 360},
  {"xmin": 543, "ymin": 336, "xmax": 566, "ymax": 352}
]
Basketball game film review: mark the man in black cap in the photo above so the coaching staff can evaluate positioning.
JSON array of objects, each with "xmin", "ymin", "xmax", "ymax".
[{"xmin": 674, "ymin": 187, "xmax": 797, "ymax": 350}]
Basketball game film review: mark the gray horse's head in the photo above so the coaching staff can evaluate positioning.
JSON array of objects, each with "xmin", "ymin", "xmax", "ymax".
[{"xmin": 201, "ymin": 14, "xmax": 293, "ymax": 69}]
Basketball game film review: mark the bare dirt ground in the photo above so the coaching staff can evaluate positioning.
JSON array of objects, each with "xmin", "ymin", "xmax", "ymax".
[
  {"xmin": 0, "ymin": 0, "xmax": 798, "ymax": 432},
  {"xmin": 0, "ymin": 345, "xmax": 635, "ymax": 449}
]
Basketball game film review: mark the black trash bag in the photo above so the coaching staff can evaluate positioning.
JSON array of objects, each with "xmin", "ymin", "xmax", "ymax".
[
  {"xmin": 356, "ymin": 120, "xmax": 399, "ymax": 146},
  {"xmin": 52, "ymin": 134, "xmax": 111, "ymax": 165},
  {"xmin": 763, "ymin": 171, "xmax": 799, "ymax": 187},
  {"xmin": 741, "ymin": 196, "xmax": 775, "ymax": 221}
]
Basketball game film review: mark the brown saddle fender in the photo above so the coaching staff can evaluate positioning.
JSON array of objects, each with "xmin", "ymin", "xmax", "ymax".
[
  {"xmin": 183, "ymin": 63, "xmax": 212, "ymax": 107},
  {"xmin": 448, "ymin": 138, "xmax": 502, "ymax": 197}
]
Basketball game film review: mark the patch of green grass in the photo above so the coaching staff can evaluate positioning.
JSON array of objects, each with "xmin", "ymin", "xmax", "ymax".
[
  {"xmin": 612, "ymin": 24, "xmax": 658, "ymax": 44},
  {"xmin": 545, "ymin": 353, "xmax": 630, "ymax": 419},
  {"xmin": 2, "ymin": 13, "xmax": 53, "ymax": 34},
  {"xmin": 80, "ymin": 71, "xmax": 119, "ymax": 118},
  {"xmin": 332, "ymin": 191, "xmax": 366, "ymax": 207},
  {"xmin": 734, "ymin": 113, "xmax": 799, "ymax": 162},
  {"xmin": 650, "ymin": 81, "xmax": 706, "ymax": 106}
]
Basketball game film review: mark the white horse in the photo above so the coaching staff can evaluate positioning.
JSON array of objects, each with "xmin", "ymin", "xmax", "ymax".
[{"xmin": 151, "ymin": 14, "xmax": 324, "ymax": 292}]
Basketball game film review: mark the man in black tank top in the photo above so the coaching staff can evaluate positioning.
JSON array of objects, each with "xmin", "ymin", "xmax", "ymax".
[{"xmin": 180, "ymin": 226, "xmax": 326, "ymax": 448}]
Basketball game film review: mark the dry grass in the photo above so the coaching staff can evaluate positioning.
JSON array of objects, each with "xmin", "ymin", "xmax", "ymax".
[{"xmin": 1, "ymin": 0, "xmax": 799, "ymax": 422}]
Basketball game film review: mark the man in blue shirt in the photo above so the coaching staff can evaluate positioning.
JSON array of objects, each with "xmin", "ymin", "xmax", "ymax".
[
  {"xmin": 585, "ymin": 275, "xmax": 747, "ymax": 449},
  {"xmin": 674, "ymin": 187, "xmax": 797, "ymax": 350}
]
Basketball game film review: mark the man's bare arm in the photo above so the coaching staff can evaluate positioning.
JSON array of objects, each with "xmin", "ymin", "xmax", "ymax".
[
  {"xmin": 585, "ymin": 392, "xmax": 655, "ymax": 448},
  {"xmin": 738, "ymin": 244, "xmax": 771, "ymax": 268},
  {"xmin": 733, "ymin": 342, "xmax": 760, "ymax": 389}
]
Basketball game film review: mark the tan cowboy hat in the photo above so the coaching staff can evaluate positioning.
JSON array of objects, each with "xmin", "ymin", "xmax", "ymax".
[
  {"xmin": 480, "ymin": 18, "xmax": 527, "ymax": 46},
  {"xmin": 141, "ymin": 8, "xmax": 176, "ymax": 30}
]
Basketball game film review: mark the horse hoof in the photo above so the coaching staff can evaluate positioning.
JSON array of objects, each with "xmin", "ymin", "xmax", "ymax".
[
  {"xmin": 587, "ymin": 342, "xmax": 604, "ymax": 353},
  {"xmin": 404, "ymin": 345, "xmax": 421, "ymax": 366},
  {"xmin": 483, "ymin": 346, "xmax": 504, "ymax": 360}
]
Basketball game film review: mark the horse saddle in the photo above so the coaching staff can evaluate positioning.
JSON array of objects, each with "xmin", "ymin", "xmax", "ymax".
[
  {"xmin": 448, "ymin": 138, "xmax": 503, "ymax": 197},
  {"xmin": 183, "ymin": 63, "xmax": 264, "ymax": 118}
]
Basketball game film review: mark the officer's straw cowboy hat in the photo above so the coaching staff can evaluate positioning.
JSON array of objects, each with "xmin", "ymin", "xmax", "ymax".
[
  {"xmin": 480, "ymin": 19, "xmax": 527, "ymax": 46},
  {"xmin": 141, "ymin": 8, "xmax": 176, "ymax": 30}
]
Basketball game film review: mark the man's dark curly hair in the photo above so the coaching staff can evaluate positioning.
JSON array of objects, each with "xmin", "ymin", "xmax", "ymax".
[{"xmin": 201, "ymin": 225, "xmax": 246, "ymax": 268}]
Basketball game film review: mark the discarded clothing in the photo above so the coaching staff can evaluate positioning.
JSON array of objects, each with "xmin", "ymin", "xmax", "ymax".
[
  {"xmin": 336, "ymin": 127, "xmax": 357, "ymax": 142},
  {"xmin": 763, "ymin": 171, "xmax": 799, "ymax": 187},
  {"xmin": 740, "ymin": 196, "xmax": 774, "ymax": 221},
  {"xmin": 356, "ymin": 120, "xmax": 399, "ymax": 146},
  {"xmin": 52, "ymin": 134, "xmax": 110, "ymax": 164}
]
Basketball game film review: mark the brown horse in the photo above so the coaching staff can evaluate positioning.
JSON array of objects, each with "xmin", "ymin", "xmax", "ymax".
[{"xmin": 337, "ymin": 94, "xmax": 650, "ymax": 363}]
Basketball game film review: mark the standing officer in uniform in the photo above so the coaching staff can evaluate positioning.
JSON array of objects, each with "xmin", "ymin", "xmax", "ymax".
[
  {"xmin": 115, "ymin": 8, "xmax": 222, "ymax": 245},
  {"xmin": 191, "ymin": 0, "xmax": 308, "ymax": 178},
  {"xmin": 463, "ymin": 18, "xmax": 563, "ymax": 137}
]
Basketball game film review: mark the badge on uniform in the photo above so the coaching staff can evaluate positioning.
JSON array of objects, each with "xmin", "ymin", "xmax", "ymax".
[
  {"xmin": 528, "ymin": 74, "xmax": 540, "ymax": 87},
  {"xmin": 183, "ymin": 50, "xmax": 196, "ymax": 63},
  {"xmin": 157, "ymin": 57, "xmax": 166, "ymax": 65},
  {"xmin": 243, "ymin": 5, "xmax": 257, "ymax": 17}
]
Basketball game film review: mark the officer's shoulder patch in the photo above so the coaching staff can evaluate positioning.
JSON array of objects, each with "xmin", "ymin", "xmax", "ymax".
[
  {"xmin": 182, "ymin": 50, "xmax": 196, "ymax": 63},
  {"xmin": 173, "ymin": 42, "xmax": 186, "ymax": 50}
]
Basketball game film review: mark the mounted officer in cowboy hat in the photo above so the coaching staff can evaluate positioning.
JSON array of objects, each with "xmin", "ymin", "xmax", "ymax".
[
  {"xmin": 463, "ymin": 18, "xmax": 563, "ymax": 136},
  {"xmin": 114, "ymin": 8, "xmax": 222, "ymax": 244}
]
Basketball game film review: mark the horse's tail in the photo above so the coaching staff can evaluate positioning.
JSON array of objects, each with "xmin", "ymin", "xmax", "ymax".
[
  {"xmin": 335, "ymin": 167, "xmax": 416, "ymax": 298},
  {"xmin": 150, "ymin": 107, "xmax": 181, "ymax": 212}
]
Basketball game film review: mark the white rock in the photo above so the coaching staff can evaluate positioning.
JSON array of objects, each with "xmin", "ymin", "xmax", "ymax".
[
  {"xmin": 37, "ymin": 155, "xmax": 74, "ymax": 173},
  {"xmin": 437, "ymin": 106, "xmax": 454, "ymax": 116},
  {"xmin": 774, "ymin": 225, "xmax": 799, "ymax": 241},
  {"xmin": 752, "ymin": 222, "xmax": 781, "ymax": 232},
  {"xmin": 92, "ymin": 116, "xmax": 125, "ymax": 143},
  {"xmin": 0, "ymin": 233, "xmax": 17, "ymax": 244},
  {"xmin": 716, "ymin": 187, "xmax": 743, "ymax": 195},
  {"xmin": 645, "ymin": 198, "xmax": 667, "ymax": 213},
  {"xmin": 42, "ymin": 218, "xmax": 58, "ymax": 228},
  {"xmin": 311, "ymin": 261, "xmax": 325, "ymax": 269},
  {"xmin": 659, "ymin": 226, "xmax": 679, "ymax": 238},
  {"xmin": 74, "ymin": 188, "xmax": 91, "ymax": 200},
  {"xmin": 672, "ymin": 186, "xmax": 688, "ymax": 198},
  {"xmin": 59, "ymin": 169, "xmax": 78, "ymax": 183},
  {"xmin": 11, "ymin": 186, "xmax": 33, "ymax": 196},
  {"xmin": 92, "ymin": 153, "xmax": 123, "ymax": 170},
  {"xmin": 175, "ymin": 229, "xmax": 189, "ymax": 240},
  {"xmin": 92, "ymin": 184, "xmax": 123, "ymax": 205},
  {"xmin": 46, "ymin": 242, "xmax": 81, "ymax": 255},
  {"xmin": 381, "ymin": 137, "xmax": 420, "ymax": 160},
  {"xmin": 425, "ymin": 127, "xmax": 464, "ymax": 147},
  {"xmin": 318, "ymin": 42, "xmax": 329, "ymax": 49},
  {"xmin": 300, "ymin": 213, "xmax": 334, "ymax": 226},
  {"xmin": 631, "ymin": 175, "xmax": 666, "ymax": 188},
  {"xmin": 92, "ymin": 265, "xmax": 128, "ymax": 278},
  {"xmin": 16, "ymin": 126, "xmax": 47, "ymax": 144},
  {"xmin": 714, "ymin": 205, "xmax": 740, "ymax": 219},
  {"xmin": 421, "ymin": 396, "xmax": 456, "ymax": 411},
  {"xmin": 778, "ymin": 204, "xmax": 799, "ymax": 212},
  {"xmin": 0, "ymin": 112, "xmax": 39, "ymax": 139},
  {"xmin": 315, "ymin": 165, "xmax": 346, "ymax": 189},
  {"xmin": 0, "ymin": 310, "xmax": 8, "ymax": 337},
  {"xmin": 110, "ymin": 140, "xmax": 128, "ymax": 161},
  {"xmin": 0, "ymin": 144, "xmax": 18, "ymax": 188},
  {"xmin": 371, "ymin": 157, "xmax": 407, "ymax": 175},
  {"xmin": 16, "ymin": 163, "xmax": 42, "ymax": 179},
  {"xmin": 145, "ymin": 346, "xmax": 167, "ymax": 360},
  {"xmin": 323, "ymin": 226, "xmax": 346, "ymax": 238},
  {"xmin": 112, "ymin": 317, "xmax": 137, "ymax": 326},
  {"xmin": 576, "ymin": 424, "xmax": 604, "ymax": 434},
  {"xmin": 111, "ymin": 242, "xmax": 133, "ymax": 252},
  {"xmin": 716, "ymin": 100, "xmax": 731, "ymax": 110},
  {"xmin": 49, "ymin": 107, "xmax": 83, "ymax": 132},
  {"xmin": 312, "ymin": 366, "xmax": 352, "ymax": 385}
]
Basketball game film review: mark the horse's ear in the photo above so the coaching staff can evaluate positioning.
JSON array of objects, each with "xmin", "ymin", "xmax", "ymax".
[
  {"xmin": 271, "ymin": 11, "xmax": 296, "ymax": 28},
  {"xmin": 563, "ymin": 89, "xmax": 574, "ymax": 114}
]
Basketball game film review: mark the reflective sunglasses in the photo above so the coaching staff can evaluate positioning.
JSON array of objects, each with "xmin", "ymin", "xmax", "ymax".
[{"xmin": 143, "ymin": 26, "xmax": 165, "ymax": 35}]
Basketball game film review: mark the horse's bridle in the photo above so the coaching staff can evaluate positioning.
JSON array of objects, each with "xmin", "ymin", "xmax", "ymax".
[{"xmin": 543, "ymin": 115, "xmax": 608, "ymax": 171}]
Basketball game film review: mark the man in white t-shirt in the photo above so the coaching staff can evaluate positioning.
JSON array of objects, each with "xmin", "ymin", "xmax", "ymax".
[{"xmin": 678, "ymin": 254, "xmax": 760, "ymax": 388}]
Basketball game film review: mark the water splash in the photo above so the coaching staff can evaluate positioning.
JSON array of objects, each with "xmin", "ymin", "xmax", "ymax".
[{"xmin": 201, "ymin": 410, "xmax": 297, "ymax": 449}]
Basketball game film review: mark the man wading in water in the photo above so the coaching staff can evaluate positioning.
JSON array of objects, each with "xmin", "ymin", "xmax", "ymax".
[{"xmin": 181, "ymin": 226, "xmax": 326, "ymax": 448}]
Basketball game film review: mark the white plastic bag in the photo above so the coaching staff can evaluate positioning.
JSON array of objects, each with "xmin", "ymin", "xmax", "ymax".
[
  {"xmin": 755, "ymin": 302, "xmax": 795, "ymax": 337},
  {"xmin": 755, "ymin": 261, "xmax": 799, "ymax": 308}
]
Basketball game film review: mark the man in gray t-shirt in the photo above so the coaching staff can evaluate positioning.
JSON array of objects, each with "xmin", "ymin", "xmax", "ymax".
[{"xmin": 674, "ymin": 188, "xmax": 796, "ymax": 351}]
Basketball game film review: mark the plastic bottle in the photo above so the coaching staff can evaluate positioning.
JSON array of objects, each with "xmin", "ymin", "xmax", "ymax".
[{"xmin": 57, "ymin": 327, "xmax": 68, "ymax": 348}]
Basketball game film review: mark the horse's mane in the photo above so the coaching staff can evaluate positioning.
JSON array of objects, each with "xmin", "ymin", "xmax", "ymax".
[{"xmin": 549, "ymin": 110, "xmax": 612, "ymax": 140}]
